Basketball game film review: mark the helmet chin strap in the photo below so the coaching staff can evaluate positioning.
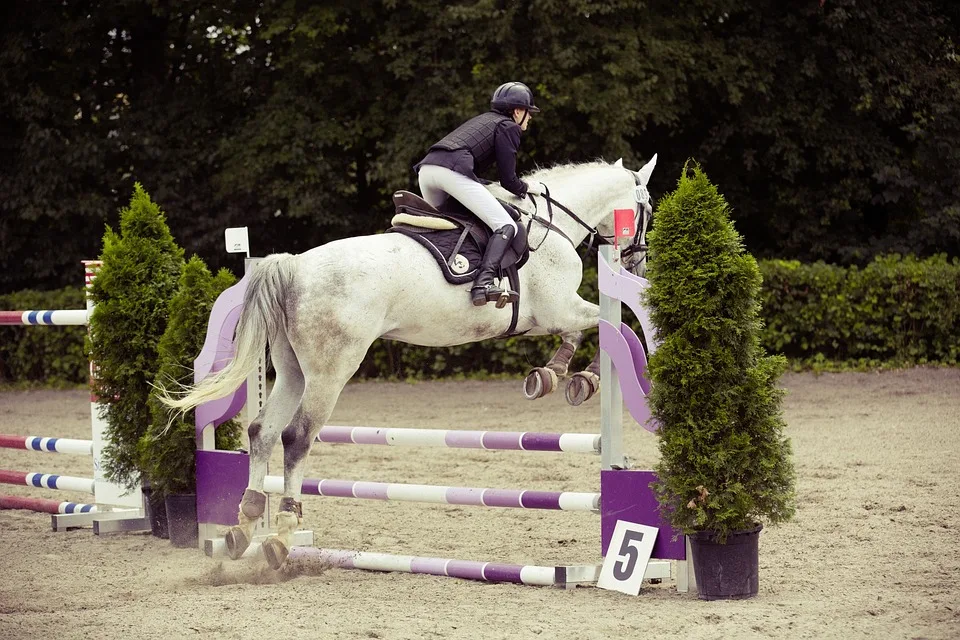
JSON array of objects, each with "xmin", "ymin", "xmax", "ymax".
[{"xmin": 518, "ymin": 109, "xmax": 530, "ymax": 128}]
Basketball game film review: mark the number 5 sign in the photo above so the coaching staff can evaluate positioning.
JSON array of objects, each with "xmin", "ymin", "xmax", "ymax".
[{"xmin": 597, "ymin": 520, "xmax": 659, "ymax": 595}]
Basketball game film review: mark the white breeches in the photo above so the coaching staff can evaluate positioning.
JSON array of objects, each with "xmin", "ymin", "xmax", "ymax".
[{"xmin": 417, "ymin": 164, "xmax": 518, "ymax": 233}]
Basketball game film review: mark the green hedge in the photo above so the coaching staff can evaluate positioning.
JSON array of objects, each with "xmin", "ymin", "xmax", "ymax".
[
  {"xmin": 0, "ymin": 287, "xmax": 88, "ymax": 386},
  {"xmin": 3, "ymin": 254, "xmax": 958, "ymax": 386},
  {"xmin": 760, "ymin": 254, "xmax": 960, "ymax": 367}
]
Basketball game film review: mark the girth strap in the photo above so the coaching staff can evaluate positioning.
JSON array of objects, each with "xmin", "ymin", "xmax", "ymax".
[
  {"xmin": 501, "ymin": 267, "xmax": 525, "ymax": 338},
  {"xmin": 447, "ymin": 224, "xmax": 473, "ymax": 270}
]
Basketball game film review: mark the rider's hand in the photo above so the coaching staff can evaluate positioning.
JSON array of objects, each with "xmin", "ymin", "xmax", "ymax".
[{"xmin": 525, "ymin": 181, "xmax": 547, "ymax": 197}]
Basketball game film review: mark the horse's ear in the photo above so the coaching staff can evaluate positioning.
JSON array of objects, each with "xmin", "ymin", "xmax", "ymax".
[
  {"xmin": 614, "ymin": 158, "xmax": 623, "ymax": 168},
  {"xmin": 637, "ymin": 153, "xmax": 658, "ymax": 185}
]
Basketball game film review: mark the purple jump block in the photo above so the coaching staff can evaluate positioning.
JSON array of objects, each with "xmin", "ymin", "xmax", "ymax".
[
  {"xmin": 196, "ymin": 450, "xmax": 249, "ymax": 526},
  {"xmin": 600, "ymin": 469, "xmax": 685, "ymax": 561}
]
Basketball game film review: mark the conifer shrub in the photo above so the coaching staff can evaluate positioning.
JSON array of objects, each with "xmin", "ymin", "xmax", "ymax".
[
  {"xmin": 88, "ymin": 184, "xmax": 184, "ymax": 491},
  {"xmin": 140, "ymin": 257, "xmax": 243, "ymax": 500},
  {"xmin": 645, "ymin": 163, "xmax": 796, "ymax": 540}
]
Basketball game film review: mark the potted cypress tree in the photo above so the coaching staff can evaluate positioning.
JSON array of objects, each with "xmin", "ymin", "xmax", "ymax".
[
  {"xmin": 88, "ymin": 183, "xmax": 184, "ymax": 538},
  {"xmin": 644, "ymin": 163, "xmax": 796, "ymax": 600},
  {"xmin": 142, "ymin": 256, "xmax": 243, "ymax": 548}
]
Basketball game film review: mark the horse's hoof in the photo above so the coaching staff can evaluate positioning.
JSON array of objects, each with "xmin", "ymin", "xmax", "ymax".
[
  {"xmin": 523, "ymin": 367, "xmax": 558, "ymax": 400},
  {"xmin": 224, "ymin": 526, "xmax": 251, "ymax": 560},
  {"xmin": 565, "ymin": 372, "xmax": 599, "ymax": 406},
  {"xmin": 262, "ymin": 536, "xmax": 290, "ymax": 570}
]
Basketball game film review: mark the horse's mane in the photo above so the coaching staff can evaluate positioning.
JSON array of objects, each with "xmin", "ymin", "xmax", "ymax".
[
  {"xmin": 524, "ymin": 160, "xmax": 613, "ymax": 183},
  {"xmin": 488, "ymin": 159, "xmax": 620, "ymax": 210}
]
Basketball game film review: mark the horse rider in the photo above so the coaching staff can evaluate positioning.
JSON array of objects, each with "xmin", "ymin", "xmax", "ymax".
[{"xmin": 415, "ymin": 81, "xmax": 546, "ymax": 306}]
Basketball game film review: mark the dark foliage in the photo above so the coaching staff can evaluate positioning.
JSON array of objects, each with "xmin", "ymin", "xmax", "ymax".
[{"xmin": 2, "ymin": 1, "xmax": 958, "ymax": 295}]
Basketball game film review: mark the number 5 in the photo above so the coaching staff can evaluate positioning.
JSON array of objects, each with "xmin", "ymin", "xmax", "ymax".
[{"xmin": 613, "ymin": 530, "xmax": 646, "ymax": 580}]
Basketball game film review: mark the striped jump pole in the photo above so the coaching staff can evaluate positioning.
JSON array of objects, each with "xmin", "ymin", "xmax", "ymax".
[
  {"xmin": 0, "ymin": 310, "xmax": 90, "ymax": 326},
  {"xmin": 316, "ymin": 426, "xmax": 600, "ymax": 454},
  {"xmin": 262, "ymin": 476, "xmax": 600, "ymax": 511},
  {"xmin": 0, "ymin": 495, "xmax": 97, "ymax": 515},
  {"xmin": 0, "ymin": 260, "xmax": 149, "ymax": 534},
  {"xmin": 205, "ymin": 541, "xmax": 670, "ymax": 587},
  {"xmin": 0, "ymin": 469, "xmax": 96, "ymax": 494},
  {"xmin": 0, "ymin": 434, "xmax": 93, "ymax": 455},
  {"xmin": 289, "ymin": 548, "xmax": 607, "ymax": 587}
]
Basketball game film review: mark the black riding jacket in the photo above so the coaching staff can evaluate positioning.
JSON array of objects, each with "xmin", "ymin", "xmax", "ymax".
[{"xmin": 415, "ymin": 111, "xmax": 528, "ymax": 196}]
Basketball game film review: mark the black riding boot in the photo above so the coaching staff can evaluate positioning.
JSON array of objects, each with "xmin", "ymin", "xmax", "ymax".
[{"xmin": 471, "ymin": 225, "xmax": 518, "ymax": 307}]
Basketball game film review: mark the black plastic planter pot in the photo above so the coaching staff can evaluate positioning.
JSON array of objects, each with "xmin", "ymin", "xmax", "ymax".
[
  {"xmin": 689, "ymin": 524, "xmax": 763, "ymax": 600},
  {"xmin": 142, "ymin": 484, "xmax": 168, "ymax": 539},
  {"xmin": 164, "ymin": 493, "xmax": 198, "ymax": 548}
]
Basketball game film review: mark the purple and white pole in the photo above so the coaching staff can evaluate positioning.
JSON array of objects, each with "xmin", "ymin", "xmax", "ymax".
[
  {"xmin": 287, "ymin": 547, "xmax": 600, "ymax": 587},
  {"xmin": 316, "ymin": 426, "xmax": 600, "ymax": 454},
  {"xmin": 262, "ymin": 476, "xmax": 600, "ymax": 511}
]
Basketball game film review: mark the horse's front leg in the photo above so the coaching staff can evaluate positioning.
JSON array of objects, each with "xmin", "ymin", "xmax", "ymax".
[
  {"xmin": 524, "ymin": 296, "xmax": 600, "ymax": 406},
  {"xmin": 565, "ymin": 349, "xmax": 601, "ymax": 406},
  {"xmin": 523, "ymin": 330, "xmax": 586, "ymax": 400}
]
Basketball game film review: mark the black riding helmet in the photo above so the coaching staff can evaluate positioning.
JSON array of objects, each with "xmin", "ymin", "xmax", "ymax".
[{"xmin": 491, "ymin": 82, "xmax": 541, "ymax": 115}]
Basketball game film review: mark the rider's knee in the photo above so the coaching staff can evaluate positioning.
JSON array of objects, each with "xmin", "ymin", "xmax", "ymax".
[{"xmin": 495, "ymin": 222, "xmax": 517, "ymax": 239}]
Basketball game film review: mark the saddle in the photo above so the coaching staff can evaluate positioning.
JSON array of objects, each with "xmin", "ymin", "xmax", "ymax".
[{"xmin": 388, "ymin": 191, "xmax": 530, "ymax": 335}]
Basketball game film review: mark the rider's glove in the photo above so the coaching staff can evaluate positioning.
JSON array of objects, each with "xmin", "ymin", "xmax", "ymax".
[{"xmin": 525, "ymin": 181, "xmax": 547, "ymax": 197}]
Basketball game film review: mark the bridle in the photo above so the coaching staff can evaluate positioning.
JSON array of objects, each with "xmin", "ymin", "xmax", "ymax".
[{"xmin": 521, "ymin": 168, "xmax": 654, "ymax": 274}]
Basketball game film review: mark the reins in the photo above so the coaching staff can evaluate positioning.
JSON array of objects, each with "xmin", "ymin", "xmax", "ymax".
[{"xmin": 518, "ymin": 169, "xmax": 651, "ymax": 260}]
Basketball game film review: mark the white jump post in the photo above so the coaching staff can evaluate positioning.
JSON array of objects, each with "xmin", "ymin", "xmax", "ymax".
[{"xmin": 0, "ymin": 261, "xmax": 149, "ymax": 533}]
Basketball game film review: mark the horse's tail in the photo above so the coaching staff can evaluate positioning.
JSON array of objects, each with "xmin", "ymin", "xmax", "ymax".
[{"xmin": 159, "ymin": 253, "xmax": 297, "ymax": 414}]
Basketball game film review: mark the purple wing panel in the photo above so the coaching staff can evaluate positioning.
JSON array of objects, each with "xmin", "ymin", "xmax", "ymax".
[
  {"xmin": 194, "ymin": 274, "xmax": 250, "ymax": 436},
  {"xmin": 599, "ymin": 320, "xmax": 657, "ymax": 433}
]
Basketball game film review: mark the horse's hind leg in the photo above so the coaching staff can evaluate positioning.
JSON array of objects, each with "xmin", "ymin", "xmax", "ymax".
[
  {"xmin": 258, "ymin": 380, "xmax": 351, "ymax": 569},
  {"xmin": 224, "ymin": 334, "xmax": 304, "ymax": 560},
  {"xmin": 261, "ymin": 337, "xmax": 374, "ymax": 569},
  {"xmin": 523, "ymin": 330, "xmax": 586, "ymax": 400}
]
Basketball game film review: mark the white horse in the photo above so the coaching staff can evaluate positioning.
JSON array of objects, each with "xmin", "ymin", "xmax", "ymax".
[{"xmin": 161, "ymin": 155, "xmax": 657, "ymax": 568}]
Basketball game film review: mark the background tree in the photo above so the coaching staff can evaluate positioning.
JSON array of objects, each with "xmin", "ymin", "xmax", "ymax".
[{"xmin": 2, "ymin": 0, "xmax": 958, "ymax": 295}]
